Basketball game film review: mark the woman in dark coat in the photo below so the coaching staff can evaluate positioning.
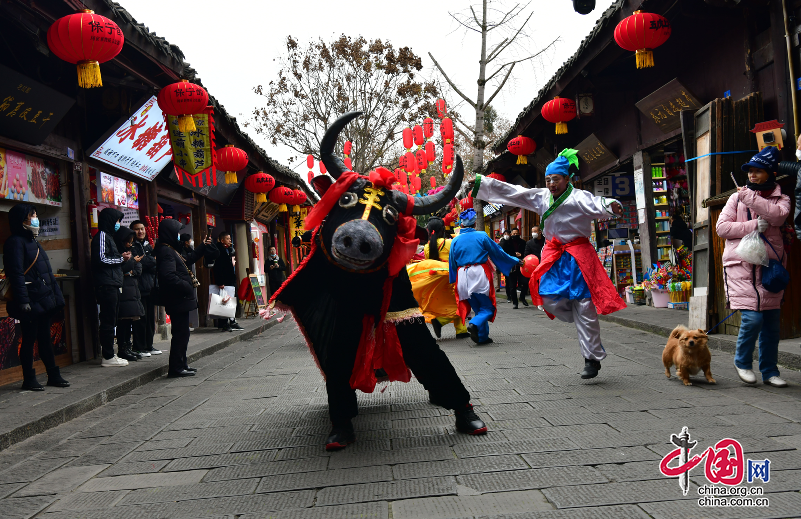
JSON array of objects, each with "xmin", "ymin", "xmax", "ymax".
[
  {"xmin": 670, "ymin": 215, "xmax": 693, "ymax": 249},
  {"xmin": 114, "ymin": 226, "xmax": 145, "ymax": 362},
  {"xmin": 3, "ymin": 204, "xmax": 69, "ymax": 390},
  {"xmin": 155, "ymin": 219, "xmax": 211, "ymax": 377}
]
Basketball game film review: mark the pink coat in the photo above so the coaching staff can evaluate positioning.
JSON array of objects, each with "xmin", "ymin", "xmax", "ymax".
[{"xmin": 715, "ymin": 185, "xmax": 790, "ymax": 311}]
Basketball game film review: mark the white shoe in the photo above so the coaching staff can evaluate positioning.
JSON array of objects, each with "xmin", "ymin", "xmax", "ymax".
[
  {"xmin": 734, "ymin": 363, "xmax": 757, "ymax": 384},
  {"xmin": 138, "ymin": 351, "xmax": 151, "ymax": 357},
  {"xmin": 102, "ymin": 355, "xmax": 128, "ymax": 367},
  {"xmin": 148, "ymin": 349, "xmax": 162, "ymax": 355},
  {"xmin": 764, "ymin": 376, "xmax": 788, "ymax": 388}
]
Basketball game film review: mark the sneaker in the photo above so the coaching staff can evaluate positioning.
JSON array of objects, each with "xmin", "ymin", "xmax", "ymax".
[
  {"xmin": 145, "ymin": 348, "xmax": 162, "ymax": 355},
  {"xmin": 734, "ymin": 362, "xmax": 757, "ymax": 384},
  {"xmin": 326, "ymin": 421, "xmax": 356, "ymax": 451},
  {"xmin": 513, "ymin": 304, "xmax": 519, "ymax": 309},
  {"xmin": 229, "ymin": 322, "xmax": 244, "ymax": 331},
  {"xmin": 118, "ymin": 350, "xmax": 138, "ymax": 362},
  {"xmin": 764, "ymin": 376, "xmax": 788, "ymax": 388},
  {"xmin": 580, "ymin": 358, "xmax": 601, "ymax": 379},
  {"xmin": 455, "ymin": 332, "xmax": 471, "ymax": 339},
  {"xmin": 102, "ymin": 355, "xmax": 129, "ymax": 367},
  {"xmin": 430, "ymin": 319, "xmax": 442, "ymax": 339},
  {"xmin": 134, "ymin": 350, "xmax": 152, "ymax": 358},
  {"xmin": 455, "ymin": 404, "xmax": 487, "ymax": 435},
  {"xmin": 188, "ymin": 327, "xmax": 195, "ymax": 332}
]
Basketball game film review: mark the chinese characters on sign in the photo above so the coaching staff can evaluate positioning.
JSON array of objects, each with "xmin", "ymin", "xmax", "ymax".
[
  {"xmin": 636, "ymin": 79, "xmax": 703, "ymax": 133},
  {"xmin": 0, "ymin": 148, "xmax": 62, "ymax": 206},
  {"xmin": 90, "ymin": 96, "xmax": 173, "ymax": 181},
  {"xmin": 593, "ymin": 173, "xmax": 633, "ymax": 197},
  {"xmin": 167, "ymin": 107, "xmax": 216, "ymax": 187},
  {"xmin": 575, "ymin": 133, "xmax": 618, "ymax": 173}
]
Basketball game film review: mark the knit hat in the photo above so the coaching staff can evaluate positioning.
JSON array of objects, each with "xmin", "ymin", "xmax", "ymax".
[
  {"xmin": 544, "ymin": 149, "xmax": 580, "ymax": 178},
  {"xmin": 741, "ymin": 146, "xmax": 780, "ymax": 175},
  {"xmin": 460, "ymin": 209, "xmax": 476, "ymax": 227}
]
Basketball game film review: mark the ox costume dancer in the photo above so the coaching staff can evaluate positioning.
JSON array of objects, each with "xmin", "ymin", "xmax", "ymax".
[
  {"xmin": 472, "ymin": 149, "xmax": 626, "ymax": 378},
  {"xmin": 449, "ymin": 209, "xmax": 520, "ymax": 345},
  {"xmin": 267, "ymin": 112, "xmax": 487, "ymax": 450}
]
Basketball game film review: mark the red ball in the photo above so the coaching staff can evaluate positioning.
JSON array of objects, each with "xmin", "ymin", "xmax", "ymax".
[{"xmin": 520, "ymin": 255, "xmax": 540, "ymax": 278}]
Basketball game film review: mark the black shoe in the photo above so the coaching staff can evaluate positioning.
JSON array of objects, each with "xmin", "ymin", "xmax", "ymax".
[
  {"xmin": 467, "ymin": 323, "xmax": 480, "ymax": 344},
  {"xmin": 167, "ymin": 370, "xmax": 196, "ymax": 378},
  {"xmin": 521, "ymin": 299, "xmax": 529, "ymax": 307},
  {"xmin": 478, "ymin": 337, "xmax": 494, "ymax": 345},
  {"xmin": 580, "ymin": 359, "xmax": 601, "ymax": 379},
  {"xmin": 118, "ymin": 350, "xmax": 138, "ymax": 362},
  {"xmin": 21, "ymin": 370, "xmax": 44, "ymax": 391},
  {"xmin": 221, "ymin": 324, "xmax": 231, "ymax": 332},
  {"xmin": 456, "ymin": 332, "xmax": 471, "ymax": 339},
  {"xmin": 455, "ymin": 404, "xmax": 487, "ymax": 435},
  {"xmin": 325, "ymin": 421, "xmax": 356, "ymax": 451},
  {"xmin": 46, "ymin": 367, "xmax": 70, "ymax": 388},
  {"xmin": 430, "ymin": 319, "xmax": 442, "ymax": 339},
  {"xmin": 513, "ymin": 304, "xmax": 519, "ymax": 309},
  {"xmin": 185, "ymin": 367, "xmax": 197, "ymax": 372},
  {"xmin": 229, "ymin": 321, "xmax": 244, "ymax": 331}
]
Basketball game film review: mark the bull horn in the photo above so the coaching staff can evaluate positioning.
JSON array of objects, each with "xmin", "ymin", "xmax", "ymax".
[
  {"xmin": 320, "ymin": 111, "xmax": 362, "ymax": 180},
  {"xmin": 411, "ymin": 154, "xmax": 464, "ymax": 215}
]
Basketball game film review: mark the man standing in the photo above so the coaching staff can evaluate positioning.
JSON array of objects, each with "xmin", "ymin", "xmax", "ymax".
[
  {"xmin": 525, "ymin": 226, "xmax": 545, "ymax": 260},
  {"xmin": 211, "ymin": 232, "xmax": 243, "ymax": 331},
  {"xmin": 265, "ymin": 245, "xmax": 287, "ymax": 295},
  {"xmin": 130, "ymin": 220, "xmax": 161, "ymax": 356},
  {"xmin": 501, "ymin": 227, "xmax": 528, "ymax": 308},
  {"xmin": 449, "ymin": 209, "xmax": 520, "ymax": 344},
  {"xmin": 91, "ymin": 208, "xmax": 129, "ymax": 367}
]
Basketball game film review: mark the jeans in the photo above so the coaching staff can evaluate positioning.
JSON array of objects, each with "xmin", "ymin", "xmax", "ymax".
[
  {"xmin": 467, "ymin": 293, "xmax": 495, "ymax": 342},
  {"xmin": 735, "ymin": 309, "xmax": 781, "ymax": 379}
]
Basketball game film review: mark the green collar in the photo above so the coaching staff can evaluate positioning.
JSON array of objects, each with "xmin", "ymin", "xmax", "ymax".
[{"xmin": 540, "ymin": 183, "xmax": 573, "ymax": 230}]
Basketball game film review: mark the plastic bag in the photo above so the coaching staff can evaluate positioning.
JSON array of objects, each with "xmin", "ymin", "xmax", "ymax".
[{"xmin": 735, "ymin": 230, "xmax": 769, "ymax": 266}]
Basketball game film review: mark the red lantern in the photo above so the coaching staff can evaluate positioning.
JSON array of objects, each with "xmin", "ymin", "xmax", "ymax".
[
  {"xmin": 47, "ymin": 10, "xmax": 124, "ymax": 88},
  {"xmin": 157, "ymin": 80, "xmax": 209, "ymax": 133},
  {"xmin": 440, "ymin": 118, "xmax": 454, "ymax": 144},
  {"xmin": 402, "ymin": 128, "xmax": 413, "ymax": 150},
  {"xmin": 436, "ymin": 99, "xmax": 447, "ymax": 119},
  {"xmin": 487, "ymin": 172, "xmax": 506, "ymax": 182},
  {"xmin": 245, "ymin": 172, "xmax": 275, "ymax": 204},
  {"xmin": 541, "ymin": 97, "xmax": 576, "ymax": 135},
  {"xmin": 403, "ymin": 151, "xmax": 416, "ymax": 173},
  {"xmin": 425, "ymin": 141, "xmax": 436, "ymax": 163},
  {"xmin": 308, "ymin": 171, "xmax": 314, "ymax": 183},
  {"xmin": 319, "ymin": 161, "xmax": 327, "ymax": 174},
  {"xmin": 461, "ymin": 196, "xmax": 473, "ymax": 209},
  {"xmin": 291, "ymin": 189, "xmax": 307, "ymax": 208},
  {"xmin": 520, "ymin": 254, "xmax": 540, "ymax": 278},
  {"xmin": 344, "ymin": 157, "xmax": 353, "ymax": 171},
  {"xmin": 398, "ymin": 170, "xmax": 407, "ymax": 185},
  {"xmin": 412, "ymin": 176, "xmax": 421, "ymax": 192},
  {"xmin": 507, "ymin": 136, "xmax": 537, "ymax": 165},
  {"xmin": 344, "ymin": 141, "xmax": 352, "ymax": 156},
  {"xmin": 306, "ymin": 154, "xmax": 315, "ymax": 170},
  {"xmin": 430, "ymin": 177, "xmax": 437, "ymax": 189},
  {"xmin": 269, "ymin": 186, "xmax": 294, "ymax": 212},
  {"xmin": 415, "ymin": 149, "xmax": 428, "ymax": 172},
  {"xmin": 413, "ymin": 125, "xmax": 425, "ymax": 147},
  {"xmin": 614, "ymin": 11, "xmax": 671, "ymax": 69},
  {"xmin": 423, "ymin": 118, "xmax": 435, "ymax": 139},
  {"xmin": 216, "ymin": 145, "xmax": 248, "ymax": 184}
]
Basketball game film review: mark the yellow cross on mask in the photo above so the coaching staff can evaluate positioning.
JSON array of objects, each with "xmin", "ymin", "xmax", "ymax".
[{"xmin": 359, "ymin": 185, "xmax": 384, "ymax": 220}]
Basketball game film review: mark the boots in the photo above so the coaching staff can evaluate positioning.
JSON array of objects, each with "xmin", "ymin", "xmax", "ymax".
[
  {"xmin": 325, "ymin": 420, "xmax": 356, "ymax": 451},
  {"xmin": 118, "ymin": 343, "xmax": 139, "ymax": 362},
  {"xmin": 46, "ymin": 366, "xmax": 70, "ymax": 388},
  {"xmin": 580, "ymin": 358, "xmax": 601, "ymax": 379},
  {"xmin": 455, "ymin": 403, "xmax": 487, "ymax": 435},
  {"xmin": 21, "ymin": 367, "xmax": 44, "ymax": 391},
  {"xmin": 430, "ymin": 318, "xmax": 442, "ymax": 339}
]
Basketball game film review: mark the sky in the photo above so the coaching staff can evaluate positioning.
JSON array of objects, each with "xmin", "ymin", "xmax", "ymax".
[{"xmin": 123, "ymin": 0, "xmax": 617, "ymax": 173}]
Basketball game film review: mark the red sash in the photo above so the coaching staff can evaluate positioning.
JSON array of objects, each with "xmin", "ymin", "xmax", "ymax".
[
  {"xmin": 528, "ymin": 237, "xmax": 626, "ymax": 316},
  {"xmin": 454, "ymin": 263, "xmax": 497, "ymax": 323}
]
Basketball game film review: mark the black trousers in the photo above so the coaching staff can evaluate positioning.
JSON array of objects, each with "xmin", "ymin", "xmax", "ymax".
[
  {"xmin": 96, "ymin": 286, "xmax": 119, "ymax": 360},
  {"xmin": 505, "ymin": 269, "xmax": 520, "ymax": 305},
  {"xmin": 169, "ymin": 311, "xmax": 190, "ymax": 373},
  {"xmin": 323, "ymin": 318, "xmax": 471, "ymax": 424},
  {"xmin": 133, "ymin": 294, "xmax": 156, "ymax": 351},
  {"xmin": 117, "ymin": 320, "xmax": 134, "ymax": 351},
  {"xmin": 19, "ymin": 311, "xmax": 56, "ymax": 374}
]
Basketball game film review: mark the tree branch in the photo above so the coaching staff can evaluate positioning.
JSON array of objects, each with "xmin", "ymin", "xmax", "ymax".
[
  {"xmin": 449, "ymin": 12, "xmax": 481, "ymax": 33},
  {"xmin": 428, "ymin": 52, "xmax": 476, "ymax": 108},
  {"xmin": 486, "ymin": 11, "xmax": 534, "ymax": 63},
  {"xmin": 484, "ymin": 62, "xmax": 511, "ymax": 84},
  {"xmin": 469, "ymin": 6, "xmax": 482, "ymax": 28},
  {"xmin": 493, "ymin": 37, "xmax": 559, "ymax": 69},
  {"xmin": 449, "ymin": 110, "xmax": 476, "ymax": 137},
  {"xmin": 483, "ymin": 63, "xmax": 515, "ymax": 109},
  {"xmin": 486, "ymin": 38, "xmax": 509, "ymax": 63}
]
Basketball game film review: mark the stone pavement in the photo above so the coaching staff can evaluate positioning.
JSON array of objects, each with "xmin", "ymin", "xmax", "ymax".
[{"xmin": 0, "ymin": 304, "xmax": 799, "ymax": 519}]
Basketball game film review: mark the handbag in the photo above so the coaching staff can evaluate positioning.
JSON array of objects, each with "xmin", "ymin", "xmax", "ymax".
[
  {"xmin": 208, "ymin": 291, "xmax": 236, "ymax": 319},
  {"xmin": 0, "ymin": 247, "xmax": 39, "ymax": 302},
  {"xmin": 760, "ymin": 235, "xmax": 789, "ymax": 293}
]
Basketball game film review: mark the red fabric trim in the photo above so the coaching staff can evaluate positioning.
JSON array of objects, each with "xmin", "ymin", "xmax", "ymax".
[
  {"xmin": 528, "ymin": 237, "xmax": 626, "ymax": 316},
  {"xmin": 304, "ymin": 172, "xmax": 358, "ymax": 231},
  {"xmin": 269, "ymin": 226, "xmax": 320, "ymax": 304},
  {"xmin": 455, "ymin": 263, "xmax": 497, "ymax": 323},
  {"xmin": 404, "ymin": 192, "xmax": 414, "ymax": 216}
]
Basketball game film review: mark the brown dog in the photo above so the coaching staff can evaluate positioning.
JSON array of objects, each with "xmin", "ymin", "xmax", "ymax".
[{"xmin": 662, "ymin": 325, "xmax": 716, "ymax": 386}]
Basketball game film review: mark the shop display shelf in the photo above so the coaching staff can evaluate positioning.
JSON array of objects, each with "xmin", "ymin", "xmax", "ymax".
[
  {"xmin": 656, "ymin": 230, "xmax": 671, "ymax": 234},
  {"xmin": 656, "ymin": 217, "xmax": 670, "ymax": 220},
  {"xmin": 653, "ymin": 190, "xmax": 667, "ymax": 193},
  {"xmin": 652, "ymin": 177, "xmax": 666, "ymax": 180},
  {"xmin": 654, "ymin": 203, "xmax": 669, "ymax": 207}
]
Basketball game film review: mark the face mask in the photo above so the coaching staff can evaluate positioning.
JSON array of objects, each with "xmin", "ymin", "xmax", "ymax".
[
  {"xmin": 29, "ymin": 218, "xmax": 40, "ymax": 228},
  {"xmin": 189, "ymin": 241, "xmax": 195, "ymax": 248},
  {"xmin": 114, "ymin": 222, "xmax": 121, "ymax": 232},
  {"xmin": 796, "ymin": 149, "xmax": 801, "ymax": 160},
  {"xmin": 532, "ymin": 233, "xmax": 539, "ymax": 239},
  {"xmin": 23, "ymin": 221, "xmax": 40, "ymax": 236}
]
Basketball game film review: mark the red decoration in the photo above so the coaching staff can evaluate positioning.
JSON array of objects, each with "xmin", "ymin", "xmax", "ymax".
[
  {"xmin": 344, "ymin": 157, "xmax": 353, "ymax": 171},
  {"xmin": 415, "ymin": 149, "xmax": 428, "ymax": 172},
  {"xmin": 614, "ymin": 11, "xmax": 671, "ymax": 69},
  {"xmin": 269, "ymin": 185, "xmax": 294, "ymax": 211},
  {"xmin": 245, "ymin": 172, "xmax": 275, "ymax": 204},
  {"xmin": 413, "ymin": 125, "xmax": 425, "ymax": 147},
  {"xmin": 308, "ymin": 171, "xmax": 314, "ymax": 183},
  {"xmin": 291, "ymin": 189, "xmax": 307, "ymax": 207},
  {"xmin": 306, "ymin": 154, "xmax": 315, "ymax": 170},
  {"xmin": 442, "ymin": 143, "xmax": 455, "ymax": 175},
  {"xmin": 425, "ymin": 141, "xmax": 436, "ymax": 163},
  {"xmin": 47, "ymin": 10, "xmax": 124, "ymax": 89},
  {"xmin": 157, "ymin": 80, "xmax": 209, "ymax": 133},
  {"xmin": 217, "ymin": 145, "xmax": 248, "ymax": 184},
  {"xmin": 412, "ymin": 176, "xmax": 421, "ymax": 192},
  {"xmin": 440, "ymin": 118, "xmax": 454, "ymax": 144},
  {"xmin": 487, "ymin": 172, "xmax": 506, "ymax": 182},
  {"xmin": 507, "ymin": 136, "xmax": 537, "ymax": 165},
  {"xmin": 461, "ymin": 196, "xmax": 473, "ymax": 209},
  {"xmin": 343, "ymin": 141, "xmax": 352, "ymax": 156},
  {"xmin": 171, "ymin": 107, "xmax": 218, "ymax": 188},
  {"xmin": 402, "ymin": 128, "xmax": 413, "ymax": 150},
  {"xmin": 520, "ymin": 254, "xmax": 540, "ymax": 278},
  {"xmin": 541, "ymin": 97, "xmax": 576, "ymax": 135},
  {"xmin": 403, "ymin": 151, "xmax": 416, "ymax": 173},
  {"xmin": 398, "ymin": 170, "xmax": 407, "ymax": 185},
  {"xmin": 423, "ymin": 118, "xmax": 435, "ymax": 139},
  {"xmin": 436, "ymin": 99, "xmax": 447, "ymax": 119},
  {"xmin": 319, "ymin": 161, "xmax": 327, "ymax": 174},
  {"xmin": 430, "ymin": 177, "xmax": 436, "ymax": 189}
]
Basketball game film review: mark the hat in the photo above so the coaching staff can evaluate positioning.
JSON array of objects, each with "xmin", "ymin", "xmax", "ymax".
[
  {"xmin": 545, "ymin": 148, "xmax": 580, "ymax": 178},
  {"xmin": 741, "ymin": 146, "xmax": 780, "ymax": 175},
  {"xmin": 459, "ymin": 209, "xmax": 476, "ymax": 227},
  {"xmin": 180, "ymin": 233, "xmax": 191, "ymax": 242}
]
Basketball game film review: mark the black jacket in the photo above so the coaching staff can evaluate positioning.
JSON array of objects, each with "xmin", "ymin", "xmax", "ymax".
[
  {"xmin": 501, "ymin": 236, "xmax": 526, "ymax": 258},
  {"xmin": 131, "ymin": 238, "xmax": 157, "ymax": 296},
  {"xmin": 524, "ymin": 237, "xmax": 545, "ymax": 260},
  {"xmin": 212, "ymin": 242, "xmax": 237, "ymax": 287},
  {"xmin": 795, "ymin": 170, "xmax": 801, "ymax": 239},
  {"xmin": 155, "ymin": 219, "xmax": 208, "ymax": 314},
  {"xmin": 2, "ymin": 204, "xmax": 64, "ymax": 319},
  {"xmin": 91, "ymin": 208, "xmax": 125, "ymax": 288},
  {"xmin": 266, "ymin": 255, "xmax": 287, "ymax": 290},
  {"xmin": 114, "ymin": 227, "xmax": 144, "ymax": 319}
]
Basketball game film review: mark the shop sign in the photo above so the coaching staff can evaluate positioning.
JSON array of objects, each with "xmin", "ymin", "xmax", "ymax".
[
  {"xmin": 0, "ymin": 64, "xmax": 75, "ymax": 146},
  {"xmin": 97, "ymin": 170, "xmax": 139, "ymax": 210},
  {"xmin": 167, "ymin": 107, "xmax": 216, "ymax": 187},
  {"xmin": 39, "ymin": 217, "xmax": 60, "ymax": 237},
  {"xmin": 575, "ymin": 133, "xmax": 617, "ymax": 173},
  {"xmin": 636, "ymin": 79, "xmax": 702, "ymax": 133},
  {"xmin": 594, "ymin": 173, "xmax": 633, "ymax": 197},
  {"xmin": 89, "ymin": 96, "xmax": 172, "ymax": 182},
  {"xmin": 0, "ymin": 148, "xmax": 62, "ymax": 206},
  {"xmin": 206, "ymin": 214, "xmax": 217, "ymax": 227},
  {"xmin": 289, "ymin": 207, "xmax": 308, "ymax": 241},
  {"xmin": 483, "ymin": 203, "xmax": 502, "ymax": 217},
  {"xmin": 530, "ymin": 148, "xmax": 555, "ymax": 175}
]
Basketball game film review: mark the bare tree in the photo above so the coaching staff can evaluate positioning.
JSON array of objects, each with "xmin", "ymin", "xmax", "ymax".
[{"xmin": 429, "ymin": 0, "xmax": 557, "ymax": 230}]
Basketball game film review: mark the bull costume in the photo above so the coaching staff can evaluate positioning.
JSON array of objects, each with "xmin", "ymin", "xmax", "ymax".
[
  {"xmin": 449, "ymin": 209, "xmax": 520, "ymax": 345},
  {"xmin": 267, "ymin": 112, "xmax": 486, "ymax": 450},
  {"xmin": 472, "ymin": 149, "xmax": 626, "ymax": 378}
]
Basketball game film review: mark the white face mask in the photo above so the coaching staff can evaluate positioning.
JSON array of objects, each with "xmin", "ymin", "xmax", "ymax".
[
  {"xmin": 795, "ymin": 149, "xmax": 801, "ymax": 161},
  {"xmin": 532, "ymin": 232, "xmax": 540, "ymax": 239},
  {"xmin": 189, "ymin": 241, "xmax": 195, "ymax": 248}
]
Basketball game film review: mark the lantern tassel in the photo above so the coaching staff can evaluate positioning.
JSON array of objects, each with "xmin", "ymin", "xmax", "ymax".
[
  {"xmin": 516, "ymin": 155, "xmax": 528, "ymax": 165},
  {"xmin": 636, "ymin": 49, "xmax": 654, "ymax": 69},
  {"xmin": 225, "ymin": 171, "xmax": 237, "ymax": 184},
  {"xmin": 77, "ymin": 61, "xmax": 102, "ymax": 88},
  {"xmin": 255, "ymin": 193, "xmax": 267, "ymax": 204},
  {"xmin": 278, "ymin": 204, "xmax": 288, "ymax": 212},
  {"xmin": 555, "ymin": 122, "xmax": 568, "ymax": 135},
  {"xmin": 178, "ymin": 115, "xmax": 197, "ymax": 133},
  {"xmin": 292, "ymin": 205, "xmax": 300, "ymax": 213}
]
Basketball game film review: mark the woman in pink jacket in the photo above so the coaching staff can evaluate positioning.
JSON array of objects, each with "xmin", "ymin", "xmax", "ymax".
[{"xmin": 716, "ymin": 147, "xmax": 791, "ymax": 388}]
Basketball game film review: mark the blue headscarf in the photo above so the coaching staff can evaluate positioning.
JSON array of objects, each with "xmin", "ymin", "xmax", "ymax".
[
  {"xmin": 544, "ymin": 148, "xmax": 580, "ymax": 178},
  {"xmin": 460, "ymin": 209, "xmax": 476, "ymax": 227}
]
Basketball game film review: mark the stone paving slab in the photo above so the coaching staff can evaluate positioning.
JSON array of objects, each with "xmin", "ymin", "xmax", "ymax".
[
  {"xmin": 76, "ymin": 469, "xmax": 207, "ymax": 492},
  {"xmin": 203, "ymin": 456, "xmax": 328, "ymax": 482},
  {"xmin": 117, "ymin": 478, "xmax": 259, "ymax": 505},
  {"xmin": 391, "ymin": 489, "xmax": 554, "ymax": 518},
  {"xmin": 458, "ymin": 465, "xmax": 608, "ymax": 493},
  {"xmin": 0, "ymin": 495, "xmax": 57, "ymax": 519},
  {"xmin": 640, "ymin": 491, "xmax": 801, "ymax": 518},
  {"xmin": 239, "ymin": 501, "xmax": 388, "ymax": 519},
  {"xmin": 315, "ymin": 476, "xmax": 457, "ymax": 506},
  {"xmin": 12, "ymin": 464, "xmax": 108, "ymax": 497},
  {"xmin": 473, "ymin": 504, "xmax": 651, "ymax": 519},
  {"xmin": 541, "ymin": 479, "xmax": 697, "ymax": 508}
]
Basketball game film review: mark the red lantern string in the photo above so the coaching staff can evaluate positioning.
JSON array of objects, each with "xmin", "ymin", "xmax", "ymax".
[
  {"xmin": 413, "ymin": 125, "xmax": 425, "ymax": 148},
  {"xmin": 402, "ymin": 128, "xmax": 413, "ymax": 150}
]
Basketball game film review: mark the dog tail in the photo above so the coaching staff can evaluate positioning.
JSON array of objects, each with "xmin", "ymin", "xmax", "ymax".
[{"xmin": 670, "ymin": 324, "xmax": 688, "ymax": 339}]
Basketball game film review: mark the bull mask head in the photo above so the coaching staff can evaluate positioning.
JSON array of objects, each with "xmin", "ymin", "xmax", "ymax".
[{"xmin": 314, "ymin": 111, "xmax": 464, "ymax": 271}]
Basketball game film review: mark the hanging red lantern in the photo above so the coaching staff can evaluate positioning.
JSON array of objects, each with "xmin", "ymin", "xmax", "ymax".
[
  {"xmin": 403, "ymin": 151, "xmax": 416, "ymax": 173},
  {"xmin": 614, "ymin": 11, "xmax": 671, "ymax": 69},
  {"xmin": 412, "ymin": 176, "xmax": 421, "ymax": 192},
  {"xmin": 47, "ymin": 10, "xmax": 124, "ymax": 89},
  {"xmin": 291, "ymin": 189, "xmax": 307, "ymax": 208},
  {"xmin": 398, "ymin": 170, "xmax": 407, "ymax": 185},
  {"xmin": 344, "ymin": 157, "xmax": 353, "ymax": 171},
  {"xmin": 306, "ymin": 154, "xmax": 315, "ymax": 170},
  {"xmin": 308, "ymin": 171, "xmax": 314, "ymax": 183},
  {"xmin": 425, "ymin": 141, "xmax": 436, "ymax": 163},
  {"xmin": 441, "ymin": 161, "xmax": 452, "ymax": 175},
  {"xmin": 442, "ymin": 143, "xmax": 455, "ymax": 175},
  {"xmin": 319, "ymin": 161, "xmax": 327, "ymax": 174},
  {"xmin": 216, "ymin": 145, "xmax": 248, "ymax": 184},
  {"xmin": 269, "ymin": 186, "xmax": 294, "ymax": 212},
  {"xmin": 541, "ymin": 97, "xmax": 576, "ymax": 135},
  {"xmin": 343, "ymin": 141, "xmax": 352, "ymax": 156},
  {"xmin": 436, "ymin": 99, "xmax": 447, "ymax": 119},
  {"xmin": 402, "ymin": 128, "xmax": 413, "ymax": 150},
  {"xmin": 440, "ymin": 118, "xmax": 454, "ymax": 144},
  {"xmin": 245, "ymin": 172, "xmax": 275, "ymax": 204},
  {"xmin": 415, "ymin": 149, "xmax": 428, "ymax": 172},
  {"xmin": 423, "ymin": 118, "xmax": 435, "ymax": 139},
  {"xmin": 487, "ymin": 172, "xmax": 506, "ymax": 182},
  {"xmin": 430, "ymin": 177, "xmax": 437, "ymax": 189},
  {"xmin": 413, "ymin": 125, "xmax": 425, "ymax": 147},
  {"xmin": 507, "ymin": 136, "xmax": 537, "ymax": 165},
  {"xmin": 157, "ymin": 80, "xmax": 209, "ymax": 133},
  {"xmin": 461, "ymin": 196, "xmax": 473, "ymax": 209}
]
